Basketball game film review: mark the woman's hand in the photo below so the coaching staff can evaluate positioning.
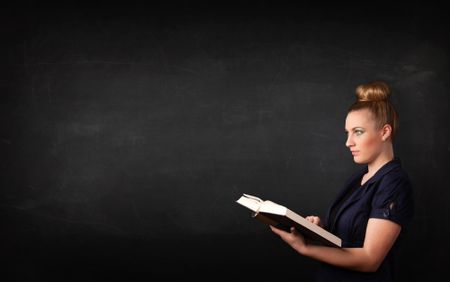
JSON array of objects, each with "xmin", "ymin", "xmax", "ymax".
[
  {"xmin": 305, "ymin": 215, "xmax": 323, "ymax": 227},
  {"xmin": 270, "ymin": 226, "xmax": 307, "ymax": 254}
]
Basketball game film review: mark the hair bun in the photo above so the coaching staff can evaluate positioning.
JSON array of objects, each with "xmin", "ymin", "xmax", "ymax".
[{"xmin": 355, "ymin": 81, "xmax": 390, "ymax": 102}]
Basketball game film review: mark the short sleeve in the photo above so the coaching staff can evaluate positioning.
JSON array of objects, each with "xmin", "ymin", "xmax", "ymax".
[{"xmin": 370, "ymin": 172, "xmax": 414, "ymax": 228}]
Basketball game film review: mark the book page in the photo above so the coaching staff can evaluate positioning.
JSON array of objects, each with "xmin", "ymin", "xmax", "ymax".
[
  {"xmin": 258, "ymin": 200, "xmax": 287, "ymax": 215},
  {"xmin": 237, "ymin": 195, "xmax": 287, "ymax": 215},
  {"xmin": 236, "ymin": 195, "xmax": 261, "ymax": 212},
  {"xmin": 242, "ymin": 194, "xmax": 263, "ymax": 202}
]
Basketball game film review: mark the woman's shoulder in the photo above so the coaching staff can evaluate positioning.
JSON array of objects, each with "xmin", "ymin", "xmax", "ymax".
[
  {"xmin": 376, "ymin": 165, "xmax": 413, "ymax": 195},
  {"xmin": 383, "ymin": 161, "xmax": 411, "ymax": 182},
  {"xmin": 370, "ymin": 161, "xmax": 415, "ymax": 227},
  {"xmin": 368, "ymin": 157, "xmax": 411, "ymax": 186}
]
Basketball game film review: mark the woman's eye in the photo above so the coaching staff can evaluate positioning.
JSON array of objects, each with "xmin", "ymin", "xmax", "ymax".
[{"xmin": 355, "ymin": 130, "xmax": 364, "ymax": 135}]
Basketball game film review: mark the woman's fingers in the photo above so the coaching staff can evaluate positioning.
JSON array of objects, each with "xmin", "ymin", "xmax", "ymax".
[{"xmin": 306, "ymin": 215, "xmax": 321, "ymax": 225}]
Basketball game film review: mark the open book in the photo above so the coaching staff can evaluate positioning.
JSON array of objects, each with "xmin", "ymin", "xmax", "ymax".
[{"xmin": 236, "ymin": 194, "xmax": 342, "ymax": 248}]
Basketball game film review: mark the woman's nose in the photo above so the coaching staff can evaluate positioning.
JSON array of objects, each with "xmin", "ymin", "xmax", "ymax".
[{"xmin": 346, "ymin": 135, "xmax": 354, "ymax": 148}]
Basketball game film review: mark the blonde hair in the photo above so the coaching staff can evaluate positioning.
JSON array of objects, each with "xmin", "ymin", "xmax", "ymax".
[{"xmin": 348, "ymin": 81, "xmax": 398, "ymax": 140}]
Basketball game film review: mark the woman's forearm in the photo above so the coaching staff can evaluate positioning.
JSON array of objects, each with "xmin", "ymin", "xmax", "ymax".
[
  {"xmin": 271, "ymin": 219, "xmax": 400, "ymax": 272},
  {"xmin": 294, "ymin": 244, "xmax": 379, "ymax": 272}
]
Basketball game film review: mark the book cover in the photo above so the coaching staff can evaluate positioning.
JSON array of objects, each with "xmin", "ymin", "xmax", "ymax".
[{"xmin": 236, "ymin": 194, "xmax": 342, "ymax": 248}]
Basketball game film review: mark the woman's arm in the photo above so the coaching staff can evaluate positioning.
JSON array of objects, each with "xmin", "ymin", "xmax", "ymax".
[{"xmin": 270, "ymin": 218, "xmax": 401, "ymax": 272}]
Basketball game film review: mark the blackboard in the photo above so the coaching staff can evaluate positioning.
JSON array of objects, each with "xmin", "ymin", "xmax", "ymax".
[{"xmin": 2, "ymin": 2, "xmax": 449, "ymax": 281}]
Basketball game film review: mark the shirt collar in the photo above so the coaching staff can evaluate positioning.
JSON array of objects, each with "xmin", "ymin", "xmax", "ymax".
[{"xmin": 363, "ymin": 157, "xmax": 402, "ymax": 186}]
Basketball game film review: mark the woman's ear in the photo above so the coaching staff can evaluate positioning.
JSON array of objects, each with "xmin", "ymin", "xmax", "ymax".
[{"xmin": 381, "ymin": 124, "xmax": 392, "ymax": 141}]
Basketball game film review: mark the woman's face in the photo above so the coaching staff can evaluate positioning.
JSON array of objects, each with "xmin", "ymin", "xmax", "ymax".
[{"xmin": 345, "ymin": 109, "xmax": 384, "ymax": 164}]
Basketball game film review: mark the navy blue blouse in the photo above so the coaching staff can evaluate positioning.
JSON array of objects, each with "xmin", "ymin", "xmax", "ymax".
[{"xmin": 315, "ymin": 157, "xmax": 414, "ymax": 282}]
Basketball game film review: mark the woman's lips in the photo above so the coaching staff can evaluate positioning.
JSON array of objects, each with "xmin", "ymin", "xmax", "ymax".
[{"xmin": 351, "ymin": 151, "xmax": 359, "ymax": 156}]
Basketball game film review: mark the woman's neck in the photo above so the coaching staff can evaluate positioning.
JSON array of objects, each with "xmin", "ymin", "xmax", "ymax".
[{"xmin": 367, "ymin": 144, "xmax": 394, "ymax": 177}]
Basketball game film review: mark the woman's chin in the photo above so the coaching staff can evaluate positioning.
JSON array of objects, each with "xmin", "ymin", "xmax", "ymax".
[{"xmin": 352, "ymin": 156, "xmax": 366, "ymax": 164}]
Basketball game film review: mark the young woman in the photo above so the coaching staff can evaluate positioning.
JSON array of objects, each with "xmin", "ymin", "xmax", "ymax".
[{"xmin": 270, "ymin": 81, "xmax": 414, "ymax": 281}]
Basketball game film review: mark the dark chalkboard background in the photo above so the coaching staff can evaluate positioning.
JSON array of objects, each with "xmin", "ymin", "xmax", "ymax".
[{"xmin": 1, "ymin": 2, "xmax": 449, "ymax": 281}]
